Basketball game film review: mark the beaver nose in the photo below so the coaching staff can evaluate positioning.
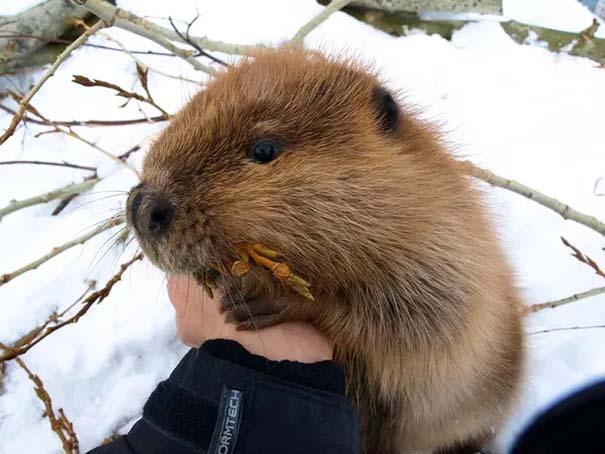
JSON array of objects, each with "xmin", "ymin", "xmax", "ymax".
[
  {"xmin": 147, "ymin": 198, "xmax": 174, "ymax": 235},
  {"xmin": 129, "ymin": 191, "xmax": 174, "ymax": 236}
]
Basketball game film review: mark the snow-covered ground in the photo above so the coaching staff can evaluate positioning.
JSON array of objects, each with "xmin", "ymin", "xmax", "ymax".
[{"xmin": 1, "ymin": 0, "xmax": 604, "ymax": 452}]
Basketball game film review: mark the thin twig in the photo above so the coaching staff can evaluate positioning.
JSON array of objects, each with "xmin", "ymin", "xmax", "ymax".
[
  {"xmin": 74, "ymin": 0, "xmax": 257, "ymax": 55},
  {"xmin": 72, "ymin": 73, "xmax": 171, "ymax": 119},
  {"xmin": 0, "ymin": 253, "xmax": 142, "ymax": 362},
  {"xmin": 4, "ymin": 95, "xmax": 145, "ymax": 174},
  {"xmin": 561, "ymin": 237, "xmax": 605, "ymax": 278},
  {"xmin": 0, "ymin": 217, "xmax": 124, "ymax": 287},
  {"xmin": 0, "ymin": 102, "xmax": 167, "ymax": 127},
  {"xmin": 0, "ymin": 176, "xmax": 99, "ymax": 222},
  {"xmin": 52, "ymin": 194, "xmax": 79, "ymax": 216},
  {"xmin": 9, "ymin": 280, "xmax": 96, "ymax": 352},
  {"xmin": 530, "ymin": 324, "xmax": 605, "ymax": 335},
  {"xmin": 73, "ymin": 0, "xmax": 218, "ymax": 76},
  {"xmin": 290, "ymin": 0, "xmax": 353, "ymax": 43},
  {"xmin": 527, "ymin": 286, "xmax": 605, "ymax": 313},
  {"xmin": 0, "ymin": 21, "xmax": 105, "ymax": 147},
  {"xmin": 463, "ymin": 161, "xmax": 605, "ymax": 237},
  {"xmin": 0, "ymin": 32, "xmax": 196, "ymax": 57},
  {"xmin": 168, "ymin": 15, "xmax": 227, "ymax": 66},
  {"xmin": 0, "ymin": 160, "xmax": 96, "ymax": 172},
  {"xmin": 35, "ymin": 122, "xmax": 137, "ymax": 174},
  {"xmin": 99, "ymin": 31, "xmax": 203, "ymax": 86},
  {"xmin": 130, "ymin": 29, "xmax": 218, "ymax": 76},
  {"xmin": 117, "ymin": 144, "xmax": 140, "ymax": 160},
  {"xmin": 8, "ymin": 354, "xmax": 79, "ymax": 453}
]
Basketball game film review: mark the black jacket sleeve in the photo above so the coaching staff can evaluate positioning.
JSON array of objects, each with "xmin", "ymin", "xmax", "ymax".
[
  {"xmin": 511, "ymin": 379, "xmax": 605, "ymax": 454},
  {"xmin": 88, "ymin": 339, "xmax": 361, "ymax": 454}
]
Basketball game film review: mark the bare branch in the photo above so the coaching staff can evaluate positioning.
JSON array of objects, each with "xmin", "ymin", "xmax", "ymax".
[
  {"xmin": 526, "ymin": 286, "xmax": 605, "ymax": 313},
  {"xmin": 0, "ymin": 252, "xmax": 142, "ymax": 362},
  {"xmin": 0, "ymin": 31, "xmax": 200, "ymax": 57},
  {"xmin": 530, "ymin": 324, "xmax": 605, "ymax": 335},
  {"xmin": 73, "ymin": 0, "xmax": 258, "ymax": 56},
  {"xmin": 0, "ymin": 102, "xmax": 167, "ymax": 127},
  {"xmin": 561, "ymin": 237, "xmax": 605, "ymax": 279},
  {"xmin": 0, "ymin": 21, "xmax": 105, "ymax": 147},
  {"xmin": 0, "ymin": 217, "xmax": 124, "ymax": 287},
  {"xmin": 8, "ymin": 355, "xmax": 79, "ymax": 453},
  {"xmin": 168, "ymin": 15, "xmax": 227, "ymax": 67},
  {"xmin": 33, "ymin": 121, "xmax": 137, "ymax": 174},
  {"xmin": 291, "ymin": 0, "xmax": 353, "ymax": 44},
  {"xmin": 117, "ymin": 144, "xmax": 141, "ymax": 160},
  {"xmin": 99, "ymin": 31, "xmax": 203, "ymax": 86},
  {"xmin": 463, "ymin": 161, "xmax": 605, "ymax": 237},
  {"xmin": 72, "ymin": 1, "xmax": 219, "ymax": 76},
  {"xmin": 72, "ymin": 73, "xmax": 171, "ymax": 119},
  {"xmin": 9, "ymin": 280, "xmax": 96, "ymax": 352},
  {"xmin": 0, "ymin": 176, "xmax": 99, "ymax": 222},
  {"xmin": 0, "ymin": 160, "xmax": 96, "ymax": 172}
]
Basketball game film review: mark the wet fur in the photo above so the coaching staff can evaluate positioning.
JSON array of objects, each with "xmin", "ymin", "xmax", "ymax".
[{"xmin": 129, "ymin": 47, "xmax": 524, "ymax": 453}]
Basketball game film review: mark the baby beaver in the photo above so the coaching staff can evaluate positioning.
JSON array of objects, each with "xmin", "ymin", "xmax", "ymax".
[{"xmin": 127, "ymin": 47, "xmax": 524, "ymax": 454}]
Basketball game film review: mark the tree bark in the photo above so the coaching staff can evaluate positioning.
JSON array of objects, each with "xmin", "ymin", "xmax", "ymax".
[
  {"xmin": 0, "ymin": 0, "xmax": 91, "ymax": 74},
  {"xmin": 339, "ymin": 0, "xmax": 502, "ymax": 14}
]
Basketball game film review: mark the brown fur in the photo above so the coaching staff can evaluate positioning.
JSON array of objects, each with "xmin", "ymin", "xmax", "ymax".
[{"xmin": 127, "ymin": 47, "xmax": 524, "ymax": 453}]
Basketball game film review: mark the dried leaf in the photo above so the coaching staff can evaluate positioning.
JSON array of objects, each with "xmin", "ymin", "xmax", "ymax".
[{"xmin": 136, "ymin": 63, "xmax": 149, "ymax": 93}]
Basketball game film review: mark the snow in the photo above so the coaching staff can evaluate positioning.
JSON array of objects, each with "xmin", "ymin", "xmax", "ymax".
[{"xmin": 1, "ymin": 0, "xmax": 604, "ymax": 452}]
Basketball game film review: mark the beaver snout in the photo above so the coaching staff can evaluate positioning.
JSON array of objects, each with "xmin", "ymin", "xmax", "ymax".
[{"xmin": 127, "ymin": 185, "xmax": 175, "ymax": 238}]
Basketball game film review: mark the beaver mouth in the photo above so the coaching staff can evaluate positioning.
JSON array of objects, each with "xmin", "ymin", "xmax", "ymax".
[
  {"xmin": 192, "ymin": 244, "xmax": 315, "ymax": 301},
  {"xmin": 126, "ymin": 186, "xmax": 314, "ymax": 299}
]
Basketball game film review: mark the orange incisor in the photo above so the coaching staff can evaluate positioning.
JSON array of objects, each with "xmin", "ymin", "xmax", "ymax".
[
  {"xmin": 232, "ymin": 244, "xmax": 314, "ymax": 300},
  {"xmin": 199, "ymin": 244, "xmax": 314, "ymax": 300}
]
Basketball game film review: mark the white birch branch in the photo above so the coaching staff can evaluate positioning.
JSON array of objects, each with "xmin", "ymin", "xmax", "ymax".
[
  {"xmin": 291, "ymin": 0, "xmax": 353, "ymax": 44},
  {"xmin": 0, "ymin": 177, "xmax": 99, "ymax": 222},
  {"xmin": 527, "ymin": 286, "xmax": 605, "ymax": 313},
  {"xmin": 0, "ymin": 217, "xmax": 124, "ymax": 286},
  {"xmin": 463, "ymin": 162, "xmax": 605, "ymax": 237}
]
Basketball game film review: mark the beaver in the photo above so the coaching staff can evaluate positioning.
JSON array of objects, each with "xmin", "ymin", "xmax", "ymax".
[{"xmin": 126, "ymin": 47, "xmax": 524, "ymax": 453}]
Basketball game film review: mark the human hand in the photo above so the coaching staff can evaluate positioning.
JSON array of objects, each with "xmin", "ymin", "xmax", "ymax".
[{"xmin": 167, "ymin": 275, "xmax": 333, "ymax": 363}]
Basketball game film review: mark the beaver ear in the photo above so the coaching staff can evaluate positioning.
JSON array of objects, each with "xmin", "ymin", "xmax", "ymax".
[{"xmin": 372, "ymin": 86, "xmax": 399, "ymax": 135}]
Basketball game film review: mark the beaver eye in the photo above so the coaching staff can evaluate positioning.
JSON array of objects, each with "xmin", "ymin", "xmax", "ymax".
[{"xmin": 249, "ymin": 139, "xmax": 281, "ymax": 163}]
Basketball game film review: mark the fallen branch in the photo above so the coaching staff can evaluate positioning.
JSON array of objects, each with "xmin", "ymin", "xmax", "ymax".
[
  {"xmin": 501, "ymin": 19, "xmax": 605, "ymax": 65},
  {"xmin": 338, "ymin": 7, "xmax": 605, "ymax": 65},
  {"xmin": 0, "ymin": 217, "xmax": 123, "ymax": 287},
  {"xmin": 291, "ymin": 0, "xmax": 353, "ymax": 44},
  {"xmin": 526, "ymin": 285, "xmax": 605, "ymax": 313},
  {"xmin": 0, "ymin": 21, "xmax": 105, "ymax": 147},
  {"xmin": 0, "ymin": 176, "xmax": 99, "ymax": 222},
  {"xmin": 0, "ymin": 252, "xmax": 142, "ymax": 362},
  {"xmin": 10, "ymin": 355, "xmax": 80, "ymax": 453},
  {"xmin": 463, "ymin": 161, "xmax": 605, "ymax": 237},
  {"xmin": 561, "ymin": 236, "xmax": 605, "ymax": 278},
  {"xmin": 347, "ymin": 0, "xmax": 502, "ymax": 14}
]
